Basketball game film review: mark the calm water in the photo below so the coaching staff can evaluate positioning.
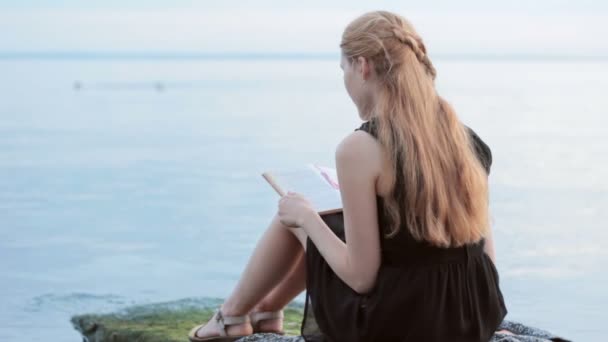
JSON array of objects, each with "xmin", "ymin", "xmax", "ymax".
[{"xmin": 0, "ymin": 57, "xmax": 606, "ymax": 341}]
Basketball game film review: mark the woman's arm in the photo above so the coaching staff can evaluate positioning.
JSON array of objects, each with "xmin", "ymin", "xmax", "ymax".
[
  {"xmin": 484, "ymin": 223, "xmax": 497, "ymax": 264},
  {"xmin": 302, "ymin": 131, "xmax": 382, "ymax": 294}
]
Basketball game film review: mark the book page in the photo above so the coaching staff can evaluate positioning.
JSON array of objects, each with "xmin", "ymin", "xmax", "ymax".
[
  {"xmin": 309, "ymin": 163, "xmax": 339, "ymax": 190},
  {"xmin": 263, "ymin": 165, "xmax": 342, "ymax": 214}
]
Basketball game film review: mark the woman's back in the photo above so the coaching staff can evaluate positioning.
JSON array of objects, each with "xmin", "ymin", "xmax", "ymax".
[
  {"xmin": 300, "ymin": 120, "xmax": 507, "ymax": 342},
  {"xmin": 361, "ymin": 119, "xmax": 495, "ymax": 261}
]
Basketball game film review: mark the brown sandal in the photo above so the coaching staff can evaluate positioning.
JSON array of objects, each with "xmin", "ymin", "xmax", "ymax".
[
  {"xmin": 188, "ymin": 306, "xmax": 251, "ymax": 342},
  {"xmin": 249, "ymin": 309, "xmax": 285, "ymax": 335}
]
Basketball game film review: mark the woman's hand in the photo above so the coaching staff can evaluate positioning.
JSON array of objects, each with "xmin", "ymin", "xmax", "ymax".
[{"xmin": 278, "ymin": 191, "xmax": 316, "ymax": 228}]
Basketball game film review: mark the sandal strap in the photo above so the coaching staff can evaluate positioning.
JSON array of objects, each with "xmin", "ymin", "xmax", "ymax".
[
  {"xmin": 250, "ymin": 310, "xmax": 284, "ymax": 324},
  {"xmin": 214, "ymin": 307, "xmax": 251, "ymax": 337}
]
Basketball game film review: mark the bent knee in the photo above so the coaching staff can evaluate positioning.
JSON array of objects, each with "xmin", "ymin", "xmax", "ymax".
[{"xmin": 273, "ymin": 213, "xmax": 308, "ymax": 251}]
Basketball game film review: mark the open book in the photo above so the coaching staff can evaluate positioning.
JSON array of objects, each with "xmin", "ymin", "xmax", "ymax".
[{"xmin": 261, "ymin": 163, "xmax": 342, "ymax": 215}]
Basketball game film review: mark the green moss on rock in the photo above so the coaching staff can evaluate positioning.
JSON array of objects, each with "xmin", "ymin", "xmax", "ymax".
[{"xmin": 71, "ymin": 297, "xmax": 305, "ymax": 342}]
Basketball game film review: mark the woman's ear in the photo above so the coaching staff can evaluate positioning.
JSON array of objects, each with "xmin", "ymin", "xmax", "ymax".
[{"xmin": 357, "ymin": 56, "xmax": 371, "ymax": 81}]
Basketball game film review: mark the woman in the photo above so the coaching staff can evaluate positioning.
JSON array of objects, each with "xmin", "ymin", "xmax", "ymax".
[{"xmin": 189, "ymin": 10, "xmax": 507, "ymax": 342}]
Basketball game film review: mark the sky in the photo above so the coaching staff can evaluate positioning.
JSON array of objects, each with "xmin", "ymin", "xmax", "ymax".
[{"xmin": 0, "ymin": 0, "xmax": 606, "ymax": 57}]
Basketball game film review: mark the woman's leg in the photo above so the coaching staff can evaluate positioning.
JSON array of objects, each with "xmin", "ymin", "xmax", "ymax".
[
  {"xmin": 193, "ymin": 213, "xmax": 306, "ymax": 338},
  {"xmin": 255, "ymin": 249, "xmax": 306, "ymax": 310},
  {"xmin": 251, "ymin": 247, "xmax": 307, "ymax": 332}
]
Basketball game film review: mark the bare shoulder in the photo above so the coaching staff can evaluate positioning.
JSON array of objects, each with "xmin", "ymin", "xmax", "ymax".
[
  {"xmin": 336, "ymin": 130, "xmax": 393, "ymax": 196},
  {"xmin": 335, "ymin": 131, "xmax": 385, "ymax": 182}
]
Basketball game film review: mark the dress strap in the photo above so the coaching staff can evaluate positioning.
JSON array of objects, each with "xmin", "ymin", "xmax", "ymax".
[{"xmin": 354, "ymin": 119, "xmax": 379, "ymax": 138}]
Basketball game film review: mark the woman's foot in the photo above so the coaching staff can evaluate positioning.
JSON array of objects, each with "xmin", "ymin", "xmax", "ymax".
[
  {"xmin": 190, "ymin": 304, "xmax": 253, "ymax": 339},
  {"xmin": 497, "ymin": 329, "xmax": 515, "ymax": 335}
]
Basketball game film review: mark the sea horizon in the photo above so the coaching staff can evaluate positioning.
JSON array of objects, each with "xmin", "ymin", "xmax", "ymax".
[{"xmin": 2, "ymin": 50, "xmax": 608, "ymax": 62}]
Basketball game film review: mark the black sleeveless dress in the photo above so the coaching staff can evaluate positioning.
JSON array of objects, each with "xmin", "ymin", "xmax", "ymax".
[{"xmin": 300, "ymin": 120, "xmax": 507, "ymax": 342}]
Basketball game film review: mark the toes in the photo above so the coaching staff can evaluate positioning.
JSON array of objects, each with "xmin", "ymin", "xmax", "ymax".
[{"xmin": 194, "ymin": 323, "xmax": 212, "ymax": 338}]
